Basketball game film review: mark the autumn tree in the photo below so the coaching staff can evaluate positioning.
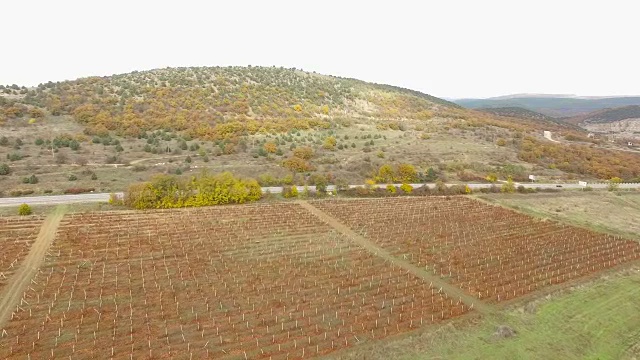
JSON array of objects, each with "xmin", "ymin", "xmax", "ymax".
[
  {"xmin": 396, "ymin": 163, "xmax": 417, "ymax": 183},
  {"xmin": 376, "ymin": 164, "xmax": 394, "ymax": 183},
  {"xmin": 283, "ymin": 157, "xmax": 314, "ymax": 172}
]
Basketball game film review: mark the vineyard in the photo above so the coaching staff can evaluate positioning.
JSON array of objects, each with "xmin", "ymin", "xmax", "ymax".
[
  {"xmin": 0, "ymin": 217, "xmax": 43, "ymax": 293},
  {"xmin": 0, "ymin": 197, "xmax": 639, "ymax": 359},
  {"xmin": 312, "ymin": 197, "xmax": 640, "ymax": 302},
  {"xmin": 0, "ymin": 204, "xmax": 468, "ymax": 359}
]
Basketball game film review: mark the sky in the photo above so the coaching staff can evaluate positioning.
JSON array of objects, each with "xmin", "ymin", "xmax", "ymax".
[{"xmin": 2, "ymin": 0, "xmax": 639, "ymax": 99}]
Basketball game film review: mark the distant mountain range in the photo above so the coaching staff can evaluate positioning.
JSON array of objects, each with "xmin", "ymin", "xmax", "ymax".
[{"xmin": 455, "ymin": 95, "xmax": 640, "ymax": 117}]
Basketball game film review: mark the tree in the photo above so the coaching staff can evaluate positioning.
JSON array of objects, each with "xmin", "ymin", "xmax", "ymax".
[
  {"xmin": 501, "ymin": 177, "xmax": 516, "ymax": 193},
  {"xmin": 311, "ymin": 174, "xmax": 328, "ymax": 193},
  {"xmin": 424, "ymin": 167, "xmax": 437, "ymax": 182},
  {"xmin": 376, "ymin": 164, "xmax": 394, "ymax": 183},
  {"xmin": 396, "ymin": 164, "xmax": 417, "ymax": 183},
  {"xmin": 18, "ymin": 204, "xmax": 32, "ymax": 216}
]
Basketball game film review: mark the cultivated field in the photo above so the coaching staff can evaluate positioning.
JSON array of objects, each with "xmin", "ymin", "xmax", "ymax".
[
  {"xmin": 0, "ymin": 204, "xmax": 468, "ymax": 359},
  {"xmin": 0, "ymin": 197, "xmax": 639, "ymax": 359},
  {"xmin": 0, "ymin": 217, "xmax": 43, "ymax": 293},
  {"xmin": 313, "ymin": 197, "xmax": 640, "ymax": 302}
]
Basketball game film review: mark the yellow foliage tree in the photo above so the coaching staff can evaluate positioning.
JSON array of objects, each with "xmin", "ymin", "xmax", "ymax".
[{"xmin": 396, "ymin": 164, "xmax": 417, "ymax": 183}]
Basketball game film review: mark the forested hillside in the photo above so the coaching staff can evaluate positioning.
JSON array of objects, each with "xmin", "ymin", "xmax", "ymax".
[
  {"xmin": 11, "ymin": 66, "xmax": 457, "ymax": 140},
  {"xmin": 572, "ymin": 105, "xmax": 640, "ymax": 124}
]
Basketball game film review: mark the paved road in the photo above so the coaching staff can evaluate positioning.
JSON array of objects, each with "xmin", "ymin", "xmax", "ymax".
[{"xmin": 1, "ymin": 182, "xmax": 638, "ymax": 208}]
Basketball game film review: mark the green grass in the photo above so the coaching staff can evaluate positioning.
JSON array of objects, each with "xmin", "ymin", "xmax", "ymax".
[{"xmin": 398, "ymin": 270, "xmax": 640, "ymax": 360}]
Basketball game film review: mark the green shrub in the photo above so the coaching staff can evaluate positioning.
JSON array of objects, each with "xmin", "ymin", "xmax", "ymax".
[
  {"xmin": 386, "ymin": 184, "xmax": 397, "ymax": 194},
  {"xmin": 22, "ymin": 175, "xmax": 38, "ymax": 184},
  {"xmin": 0, "ymin": 163, "xmax": 10, "ymax": 175},
  {"xmin": 18, "ymin": 204, "xmax": 32, "ymax": 216}
]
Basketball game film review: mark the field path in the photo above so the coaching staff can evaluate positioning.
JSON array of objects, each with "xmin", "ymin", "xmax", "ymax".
[
  {"xmin": 297, "ymin": 201, "xmax": 495, "ymax": 315},
  {"xmin": 0, "ymin": 206, "xmax": 66, "ymax": 329}
]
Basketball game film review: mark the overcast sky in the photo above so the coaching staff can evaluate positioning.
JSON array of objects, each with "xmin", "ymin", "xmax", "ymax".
[{"xmin": 2, "ymin": 0, "xmax": 638, "ymax": 99}]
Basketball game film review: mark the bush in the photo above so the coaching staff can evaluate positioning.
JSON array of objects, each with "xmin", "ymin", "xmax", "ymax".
[
  {"xmin": 124, "ymin": 172, "xmax": 262, "ymax": 209},
  {"xmin": 608, "ymin": 177, "xmax": 622, "ymax": 191},
  {"xmin": 108, "ymin": 193, "xmax": 123, "ymax": 205},
  {"xmin": 501, "ymin": 177, "xmax": 516, "ymax": 193},
  {"xmin": 293, "ymin": 146, "xmax": 314, "ymax": 160},
  {"xmin": 283, "ymin": 186, "xmax": 299, "ymax": 198},
  {"xmin": 282, "ymin": 157, "xmax": 314, "ymax": 172},
  {"xmin": 18, "ymin": 204, "xmax": 32, "ymax": 216},
  {"xmin": 0, "ymin": 163, "xmax": 10, "ymax": 175},
  {"xmin": 22, "ymin": 175, "xmax": 38, "ymax": 184},
  {"xmin": 386, "ymin": 184, "xmax": 397, "ymax": 194},
  {"xmin": 68, "ymin": 174, "xmax": 78, "ymax": 181},
  {"xmin": 7, "ymin": 153, "xmax": 23, "ymax": 162},
  {"xmin": 400, "ymin": 183, "xmax": 413, "ymax": 194},
  {"xmin": 9, "ymin": 190, "xmax": 34, "ymax": 197}
]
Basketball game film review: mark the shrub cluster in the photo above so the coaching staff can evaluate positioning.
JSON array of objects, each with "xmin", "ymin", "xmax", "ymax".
[{"xmin": 124, "ymin": 172, "xmax": 262, "ymax": 209}]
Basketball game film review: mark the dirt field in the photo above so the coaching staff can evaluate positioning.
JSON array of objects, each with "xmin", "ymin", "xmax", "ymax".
[{"xmin": 0, "ymin": 196, "xmax": 638, "ymax": 359}]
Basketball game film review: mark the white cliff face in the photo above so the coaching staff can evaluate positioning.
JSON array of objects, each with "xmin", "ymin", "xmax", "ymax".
[{"xmin": 583, "ymin": 119, "xmax": 640, "ymax": 139}]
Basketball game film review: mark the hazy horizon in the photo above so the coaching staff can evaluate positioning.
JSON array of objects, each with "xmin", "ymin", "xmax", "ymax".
[{"xmin": 2, "ymin": 0, "xmax": 639, "ymax": 99}]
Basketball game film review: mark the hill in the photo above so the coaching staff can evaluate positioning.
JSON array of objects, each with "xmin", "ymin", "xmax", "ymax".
[
  {"xmin": 6, "ymin": 66, "xmax": 457, "ymax": 139},
  {"xmin": 572, "ymin": 105, "xmax": 640, "ymax": 125},
  {"xmin": 569, "ymin": 105, "xmax": 640, "ymax": 140},
  {"xmin": 455, "ymin": 96, "xmax": 640, "ymax": 117},
  {"xmin": 1, "ymin": 66, "xmax": 640, "ymax": 198}
]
